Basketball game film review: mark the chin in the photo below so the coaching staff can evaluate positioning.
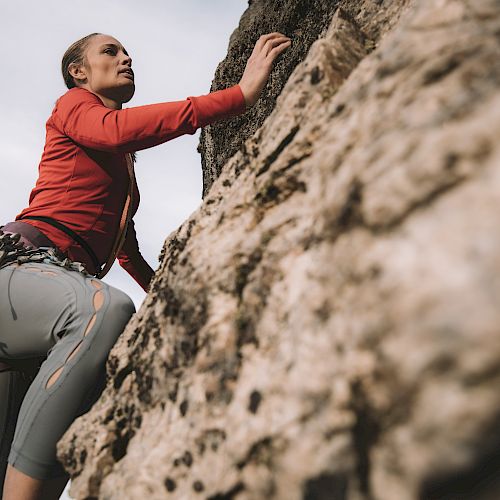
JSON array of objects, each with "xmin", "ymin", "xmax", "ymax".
[
  {"xmin": 121, "ymin": 88, "xmax": 135, "ymax": 103},
  {"xmin": 117, "ymin": 83, "xmax": 135, "ymax": 103},
  {"xmin": 102, "ymin": 83, "xmax": 135, "ymax": 104}
]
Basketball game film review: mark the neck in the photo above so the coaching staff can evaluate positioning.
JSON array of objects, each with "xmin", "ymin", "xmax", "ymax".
[
  {"xmin": 78, "ymin": 85, "xmax": 122, "ymax": 110},
  {"xmin": 96, "ymin": 94, "xmax": 122, "ymax": 110}
]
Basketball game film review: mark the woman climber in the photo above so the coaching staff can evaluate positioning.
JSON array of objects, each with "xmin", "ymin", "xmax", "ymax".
[{"xmin": 0, "ymin": 31, "xmax": 291, "ymax": 499}]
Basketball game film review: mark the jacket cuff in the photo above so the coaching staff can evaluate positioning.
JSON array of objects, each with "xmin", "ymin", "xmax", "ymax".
[{"xmin": 188, "ymin": 84, "xmax": 247, "ymax": 129}]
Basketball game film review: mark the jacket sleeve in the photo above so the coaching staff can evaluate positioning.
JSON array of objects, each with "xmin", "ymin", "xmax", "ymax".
[
  {"xmin": 51, "ymin": 85, "xmax": 247, "ymax": 153},
  {"xmin": 116, "ymin": 219, "xmax": 155, "ymax": 292}
]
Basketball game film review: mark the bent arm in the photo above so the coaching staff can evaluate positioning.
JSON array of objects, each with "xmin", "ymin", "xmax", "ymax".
[{"xmin": 52, "ymin": 84, "xmax": 246, "ymax": 153}]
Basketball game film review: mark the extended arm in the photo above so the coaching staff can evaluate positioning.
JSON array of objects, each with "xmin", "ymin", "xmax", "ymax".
[{"xmin": 52, "ymin": 84, "xmax": 247, "ymax": 153}]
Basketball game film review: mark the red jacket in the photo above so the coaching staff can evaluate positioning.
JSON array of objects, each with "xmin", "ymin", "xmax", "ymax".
[{"xmin": 15, "ymin": 84, "xmax": 246, "ymax": 291}]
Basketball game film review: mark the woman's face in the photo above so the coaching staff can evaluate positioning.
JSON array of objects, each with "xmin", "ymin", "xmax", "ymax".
[{"xmin": 71, "ymin": 34, "xmax": 135, "ymax": 104}]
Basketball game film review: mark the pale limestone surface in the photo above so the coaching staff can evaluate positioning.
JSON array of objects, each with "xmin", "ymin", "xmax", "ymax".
[{"xmin": 58, "ymin": 1, "xmax": 500, "ymax": 498}]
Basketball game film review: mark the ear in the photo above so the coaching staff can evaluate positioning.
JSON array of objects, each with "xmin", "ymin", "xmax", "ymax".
[{"xmin": 68, "ymin": 61, "xmax": 87, "ymax": 84}]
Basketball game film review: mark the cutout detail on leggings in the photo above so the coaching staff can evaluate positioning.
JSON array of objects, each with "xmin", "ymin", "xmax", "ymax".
[
  {"xmin": 66, "ymin": 340, "xmax": 83, "ymax": 363},
  {"xmin": 46, "ymin": 339, "xmax": 84, "ymax": 388},
  {"xmin": 46, "ymin": 365, "xmax": 64, "ymax": 388},
  {"xmin": 84, "ymin": 315, "xmax": 96, "ymax": 336},
  {"xmin": 91, "ymin": 279, "xmax": 103, "ymax": 289},
  {"xmin": 45, "ymin": 289, "xmax": 104, "ymax": 388},
  {"xmin": 23, "ymin": 266, "xmax": 58, "ymax": 277},
  {"xmin": 93, "ymin": 290, "xmax": 104, "ymax": 311}
]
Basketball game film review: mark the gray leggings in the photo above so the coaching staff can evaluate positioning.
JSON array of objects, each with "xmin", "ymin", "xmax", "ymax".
[{"xmin": 0, "ymin": 260, "xmax": 135, "ymax": 485}]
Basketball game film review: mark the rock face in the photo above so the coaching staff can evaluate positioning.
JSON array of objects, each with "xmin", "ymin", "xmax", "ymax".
[
  {"xmin": 58, "ymin": 0, "xmax": 500, "ymax": 499},
  {"xmin": 198, "ymin": 0, "xmax": 339, "ymax": 198}
]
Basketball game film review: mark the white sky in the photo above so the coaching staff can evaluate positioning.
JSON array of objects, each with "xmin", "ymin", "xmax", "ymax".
[{"xmin": 0, "ymin": 2, "xmax": 248, "ymax": 497}]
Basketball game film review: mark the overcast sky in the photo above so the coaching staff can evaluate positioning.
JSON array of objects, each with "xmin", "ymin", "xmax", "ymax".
[
  {"xmin": 0, "ymin": 2, "xmax": 248, "ymax": 496},
  {"xmin": 0, "ymin": 0, "xmax": 248, "ymax": 312}
]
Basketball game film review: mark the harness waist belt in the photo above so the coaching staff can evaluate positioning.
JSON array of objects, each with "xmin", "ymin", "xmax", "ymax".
[
  {"xmin": 16, "ymin": 216, "xmax": 101, "ymax": 275},
  {"xmin": 1, "ymin": 220, "xmax": 57, "ymax": 249}
]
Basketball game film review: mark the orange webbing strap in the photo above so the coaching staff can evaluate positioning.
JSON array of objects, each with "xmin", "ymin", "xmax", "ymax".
[{"xmin": 96, "ymin": 153, "xmax": 135, "ymax": 279}]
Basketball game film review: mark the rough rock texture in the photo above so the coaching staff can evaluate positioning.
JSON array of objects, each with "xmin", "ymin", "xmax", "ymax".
[
  {"xmin": 198, "ymin": 0, "xmax": 338, "ymax": 198},
  {"xmin": 58, "ymin": 0, "xmax": 500, "ymax": 498}
]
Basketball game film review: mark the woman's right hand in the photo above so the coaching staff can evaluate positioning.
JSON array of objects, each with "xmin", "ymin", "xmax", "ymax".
[{"xmin": 238, "ymin": 32, "xmax": 292, "ymax": 109}]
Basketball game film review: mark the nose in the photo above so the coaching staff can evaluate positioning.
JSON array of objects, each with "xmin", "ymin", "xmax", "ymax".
[{"xmin": 122, "ymin": 52, "xmax": 132, "ymax": 67}]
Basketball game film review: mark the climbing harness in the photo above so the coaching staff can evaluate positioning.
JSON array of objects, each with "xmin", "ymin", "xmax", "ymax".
[{"xmin": 0, "ymin": 228, "xmax": 91, "ymax": 277}]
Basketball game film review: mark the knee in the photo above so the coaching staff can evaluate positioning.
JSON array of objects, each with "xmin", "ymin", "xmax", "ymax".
[{"xmin": 107, "ymin": 287, "xmax": 136, "ymax": 325}]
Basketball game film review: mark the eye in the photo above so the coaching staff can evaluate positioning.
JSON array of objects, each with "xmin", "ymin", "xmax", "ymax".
[{"xmin": 104, "ymin": 48, "xmax": 115, "ymax": 55}]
